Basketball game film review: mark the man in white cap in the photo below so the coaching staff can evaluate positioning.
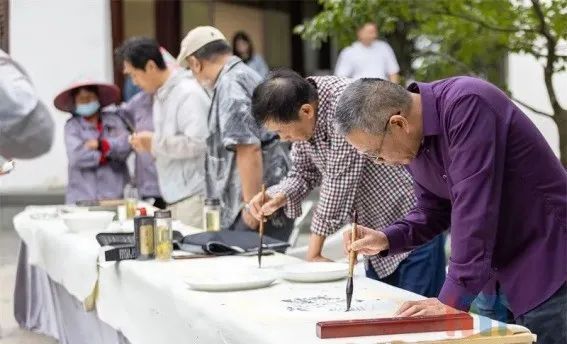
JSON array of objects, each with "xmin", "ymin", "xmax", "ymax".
[{"xmin": 177, "ymin": 26, "xmax": 293, "ymax": 241}]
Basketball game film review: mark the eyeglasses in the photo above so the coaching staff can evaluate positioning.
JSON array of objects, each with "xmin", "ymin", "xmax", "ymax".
[{"xmin": 359, "ymin": 121, "xmax": 390, "ymax": 164}]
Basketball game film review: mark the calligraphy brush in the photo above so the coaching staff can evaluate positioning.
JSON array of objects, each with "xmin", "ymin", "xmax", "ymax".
[
  {"xmin": 346, "ymin": 210, "xmax": 358, "ymax": 311},
  {"xmin": 258, "ymin": 184, "xmax": 266, "ymax": 268}
]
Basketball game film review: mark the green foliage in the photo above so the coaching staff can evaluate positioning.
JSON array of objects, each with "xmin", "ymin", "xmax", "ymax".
[{"xmin": 295, "ymin": 0, "xmax": 567, "ymax": 87}]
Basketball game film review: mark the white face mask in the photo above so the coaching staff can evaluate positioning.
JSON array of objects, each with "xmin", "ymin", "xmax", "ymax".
[{"xmin": 75, "ymin": 100, "xmax": 100, "ymax": 117}]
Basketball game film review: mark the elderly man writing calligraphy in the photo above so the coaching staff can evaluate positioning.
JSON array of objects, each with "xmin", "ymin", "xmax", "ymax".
[
  {"xmin": 337, "ymin": 77, "xmax": 566, "ymax": 344},
  {"xmin": 248, "ymin": 70, "xmax": 446, "ymax": 297}
]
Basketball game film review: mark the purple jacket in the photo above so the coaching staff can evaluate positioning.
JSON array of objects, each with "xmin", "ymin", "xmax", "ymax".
[
  {"xmin": 64, "ymin": 110, "xmax": 131, "ymax": 204},
  {"xmin": 382, "ymin": 77, "xmax": 567, "ymax": 317},
  {"xmin": 119, "ymin": 92, "xmax": 161, "ymax": 198}
]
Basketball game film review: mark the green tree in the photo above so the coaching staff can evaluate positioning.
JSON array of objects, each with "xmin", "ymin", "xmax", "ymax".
[{"xmin": 296, "ymin": 0, "xmax": 567, "ymax": 166}]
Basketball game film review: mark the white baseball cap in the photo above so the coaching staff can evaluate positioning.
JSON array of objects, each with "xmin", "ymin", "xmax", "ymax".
[{"xmin": 177, "ymin": 26, "xmax": 227, "ymax": 68}]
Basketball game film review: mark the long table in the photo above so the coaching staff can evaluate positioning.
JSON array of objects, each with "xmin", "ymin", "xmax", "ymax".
[{"xmin": 13, "ymin": 207, "xmax": 535, "ymax": 344}]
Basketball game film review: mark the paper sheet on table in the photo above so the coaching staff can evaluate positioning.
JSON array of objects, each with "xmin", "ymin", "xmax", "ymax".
[{"xmin": 96, "ymin": 253, "xmax": 533, "ymax": 344}]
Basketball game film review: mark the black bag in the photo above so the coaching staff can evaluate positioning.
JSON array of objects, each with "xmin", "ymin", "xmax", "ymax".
[{"xmin": 178, "ymin": 230, "xmax": 289, "ymax": 256}]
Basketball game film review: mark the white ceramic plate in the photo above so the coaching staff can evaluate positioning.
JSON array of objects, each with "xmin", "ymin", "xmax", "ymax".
[
  {"xmin": 281, "ymin": 262, "xmax": 349, "ymax": 283},
  {"xmin": 185, "ymin": 273, "xmax": 276, "ymax": 292}
]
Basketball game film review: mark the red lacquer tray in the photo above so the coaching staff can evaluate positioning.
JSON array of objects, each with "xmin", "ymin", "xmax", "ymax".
[{"xmin": 316, "ymin": 313, "xmax": 474, "ymax": 339}]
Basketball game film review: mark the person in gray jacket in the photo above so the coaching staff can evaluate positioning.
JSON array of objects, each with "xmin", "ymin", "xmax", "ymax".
[
  {"xmin": 0, "ymin": 49, "xmax": 54, "ymax": 161},
  {"xmin": 116, "ymin": 37, "xmax": 210, "ymax": 227}
]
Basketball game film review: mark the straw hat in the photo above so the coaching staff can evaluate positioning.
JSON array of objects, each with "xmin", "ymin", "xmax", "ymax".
[{"xmin": 54, "ymin": 80, "xmax": 120, "ymax": 113}]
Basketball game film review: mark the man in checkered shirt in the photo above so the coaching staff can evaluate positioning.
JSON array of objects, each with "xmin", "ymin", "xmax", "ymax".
[{"xmin": 248, "ymin": 69, "xmax": 446, "ymax": 296}]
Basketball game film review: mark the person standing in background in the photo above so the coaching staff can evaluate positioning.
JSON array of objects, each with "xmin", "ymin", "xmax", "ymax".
[
  {"xmin": 118, "ymin": 92, "xmax": 165, "ymax": 209},
  {"xmin": 117, "ymin": 48, "xmax": 180, "ymax": 210},
  {"xmin": 116, "ymin": 37, "xmax": 210, "ymax": 228},
  {"xmin": 55, "ymin": 81, "xmax": 130, "ymax": 204},
  {"xmin": 334, "ymin": 22, "xmax": 400, "ymax": 83},
  {"xmin": 177, "ymin": 26, "xmax": 293, "ymax": 241},
  {"xmin": 122, "ymin": 75, "xmax": 142, "ymax": 102},
  {"xmin": 232, "ymin": 31, "xmax": 269, "ymax": 79}
]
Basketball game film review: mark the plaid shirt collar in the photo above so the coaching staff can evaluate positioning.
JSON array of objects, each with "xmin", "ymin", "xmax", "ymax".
[{"xmin": 307, "ymin": 77, "xmax": 330, "ymax": 144}]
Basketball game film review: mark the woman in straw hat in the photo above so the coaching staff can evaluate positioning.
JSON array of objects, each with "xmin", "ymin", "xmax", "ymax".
[{"xmin": 54, "ymin": 80, "xmax": 131, "ymax": 204}]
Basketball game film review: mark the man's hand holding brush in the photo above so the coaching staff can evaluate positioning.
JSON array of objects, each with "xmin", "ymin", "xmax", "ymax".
[{"xmin": 343, "ymin": 225, "xmax": 390, "ymax": 256}]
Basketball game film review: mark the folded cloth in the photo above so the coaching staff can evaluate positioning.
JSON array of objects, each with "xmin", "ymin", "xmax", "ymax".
[{"xmin": 178, "ymin": 230, "xmax": 289, "ymax": 256}]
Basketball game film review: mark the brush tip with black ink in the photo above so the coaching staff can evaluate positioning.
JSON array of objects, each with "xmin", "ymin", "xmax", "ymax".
[{"xmin": 345, "ymin": 277, "xmax": 353, "ymax": 311}]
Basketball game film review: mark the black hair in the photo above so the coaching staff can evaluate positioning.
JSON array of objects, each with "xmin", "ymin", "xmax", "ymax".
[
  {"xmin": 232, "ymin": 31, "xmax": 253, "ymax": 63},
  {"xmin": 192, "ymin": 39, "xmax": 232, "ymax": 61},
  {"xmin": 70, "ymin": 85, "xmax": 99, "ymax": 99},
  {"xmin": 115, "ymin": 37, "xmax": 166, "ymax": 70},
  {"xmin": 251, "ymin": 68, "xmax": 318, "ymax": 124}
]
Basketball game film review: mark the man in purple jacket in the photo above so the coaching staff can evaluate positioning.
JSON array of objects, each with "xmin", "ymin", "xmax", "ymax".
[{"xmin": 336, "ymin": 77, "xmax": 566, "ymax": 343}]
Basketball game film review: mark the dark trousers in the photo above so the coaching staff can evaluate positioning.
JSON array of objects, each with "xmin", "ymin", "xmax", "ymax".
[
  {"xmin": 471, "ymin": 282, "xmax": 514, "ymax": 323},
  {"xmin": 474, "ymin": 282, "xmax": 567, "ymax": 344},
  {"xmin": 366, "ymin": 234, "xmax": 446, "ymax": 298},
  {"xmin": 516, "ymin": 283, "xmax": 567, "ymax": 344}
]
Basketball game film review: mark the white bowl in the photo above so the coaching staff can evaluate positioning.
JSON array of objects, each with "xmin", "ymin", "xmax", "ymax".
[{"xmin": 61, "ymin": 211, "xmax": 115, "ymax": 233}]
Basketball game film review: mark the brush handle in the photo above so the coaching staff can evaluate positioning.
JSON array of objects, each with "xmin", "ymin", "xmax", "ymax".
[
  {"xmin": 348, "ymin": 219, "xmax": 357, "ymax": 277},
  {"xmin": 259, "ymin": 184, "xmax": 266, "ymax": 236}
]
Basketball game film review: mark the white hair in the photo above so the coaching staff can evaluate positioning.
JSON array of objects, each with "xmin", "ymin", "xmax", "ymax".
[{"xmin": 335, "ymin": 78, "xmax": 411, "ymax": 135}]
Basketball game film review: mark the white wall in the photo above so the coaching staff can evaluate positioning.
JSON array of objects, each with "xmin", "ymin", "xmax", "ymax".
[
  {"xmin": 1, "ymin": 0, "xmax": 113, "ymax": 192},
  {"xmin": 508, "ymin": 53, "xmax": 565, "ymax": 157}
]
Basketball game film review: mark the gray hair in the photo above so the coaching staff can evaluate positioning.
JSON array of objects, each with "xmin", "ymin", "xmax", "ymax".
[
  {"xmin": 334, "ymin": 78, "xmax": 411, "ymax": 135},
  {"xmin": 192, "ymin": 40, "xmax": 232, "ymax": 61}
]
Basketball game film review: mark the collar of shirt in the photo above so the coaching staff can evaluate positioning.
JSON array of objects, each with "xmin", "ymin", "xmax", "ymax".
[
  {"xmin": 407, "ymin": 81, "xmax": 440, "ymax": 137},
  {"xmin": 79, "ymin": 116, "xmax": 99, "ymax": 129},
  {"xmin": 306, "ymin": 77, "xmax": 329, "ymax": 144},
  {"xmin": 155, "ymin": 69, "xmax": 180, "ymax": 102},
  {"xmin": 408, "ymin": 81, "xmax": 441, "ymax": 156},
  {"xmin": 212, "ymin": 56, "xmax": 243, "ymax": 91},
  {"xmin": 352, "ymin": 40, "xmax": 380, "ymax": 51}
]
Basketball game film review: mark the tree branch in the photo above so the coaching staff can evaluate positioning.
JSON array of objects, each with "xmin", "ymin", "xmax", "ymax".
[
  {"xmin": 530, "ymin": 0, "xmax": 565, "ymax": 113},
  {"xmin": 417, "ymin": 50, "xmax": 477, "ymax": 75},
  {"xmin": 511, "ymin": 96, "xmax": 554, "ymax": 118},
  {"xmin": 530, "ymin": 0, "xmax": 555, "ymax": 44},
  {"xmin": 428, "ymin": 7, "xmax": 538, "ymax": 34}
]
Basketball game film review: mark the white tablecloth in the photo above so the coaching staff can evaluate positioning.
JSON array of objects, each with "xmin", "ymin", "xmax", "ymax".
[
  {"xmin": 14, "ymin": 209, "xmax": 100, "ymax": 304},
  {"xmin": 13, "ymin": 206, "xmax": 194, "ymax": 305},
  {"xmin": 96, "ymin": 254, "xmax": 533, "ymax": 344},
  {"xmin": 14, "ymin": 208, "xmax": 534, "ymax": 344}
]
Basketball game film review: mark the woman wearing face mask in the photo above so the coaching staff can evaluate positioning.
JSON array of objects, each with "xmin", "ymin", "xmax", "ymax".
[{"xmin": 54, "ymin": 81, "xmax": 131, "ymax": 204}]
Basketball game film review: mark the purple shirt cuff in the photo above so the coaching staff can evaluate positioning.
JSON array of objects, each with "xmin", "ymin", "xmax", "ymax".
[
  {"xmin": 381, "ymin": 224, "xmax": 409, "ymax": 256},
  {"xmin": 438, "ymin": 277, "xmax": 475, "ymax": 312}
]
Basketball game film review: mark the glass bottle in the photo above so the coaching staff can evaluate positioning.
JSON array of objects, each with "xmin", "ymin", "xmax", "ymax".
[
  {"xmin": 154, "ymin": 210, "xmax": 172, "ymax": 261},
  {"xmin": 203, "ymin": 198, "xmax": 221, "ymax": 232},
  {"xmin": 124, "ymin": 184, "xmax": 138, "ymax": 220},
  {"xmin": 134, "ymin": 215, "xmax": 154, "ymax": 260}
]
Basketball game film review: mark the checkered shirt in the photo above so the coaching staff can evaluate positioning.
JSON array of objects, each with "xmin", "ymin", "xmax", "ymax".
[{"xmin": 268, "ymin": 76, "xmax": 416, "ymax": 278}]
